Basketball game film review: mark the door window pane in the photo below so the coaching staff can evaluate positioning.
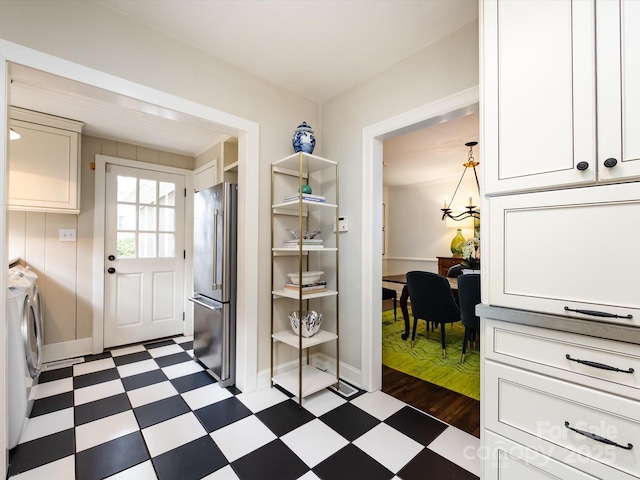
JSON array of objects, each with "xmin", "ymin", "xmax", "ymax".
[
  {"xmin": 139, "ymin": 179, "xmax": 157, "ymax": 205},
  {"xmin": 117, "ymin": 176, "xmax": 136, "ymax": 202},
  {"xmin": 159, "ymin": 182, "xmax": 176, "ymax": 206},
  {"xmin": 117, "ymin": 204, "xmax": 136, "ymax": 230},
  {"xmin": 139, "ymin": 233, "xmax": 156, "ymax": 258},
  {"xmin": 139, "ymin": 206, "xmax": 157, "ymax": 231},
  {"xmin": 159, "ymin": 233, "xmax": 175, "ymax": 258},
  {"xmin": 159, "ymin": 207, "xmax": 175, "ymax": 232},
  {"xmin": 117, "ymin": 232, "xmax": 136, "ymax": 258}
]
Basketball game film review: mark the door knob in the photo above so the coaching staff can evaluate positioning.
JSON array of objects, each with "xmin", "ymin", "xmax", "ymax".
[
  {"xmin": 576, "ymin": 161, "xmax": 589, "ymax": 171},
  {"xmin": 108, "ymin": 255, "xmax": 116, "ymax": 261},
  {"xmin": 107, "ymin": 267, "xmax": 116, "ymax": 274},
  {"xmin": 604, "ymin": 158, "xmax": 617, "ymax": 168}
]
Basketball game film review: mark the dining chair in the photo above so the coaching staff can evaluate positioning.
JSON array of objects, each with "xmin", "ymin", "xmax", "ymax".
[
  {"xmin": 382, "ymin": 287, "xmax": 397, "ymax": 321},
  {"xmin": 406, "ymin": 271, "xmax": 460, "ymax": 357},
  {"xmin": 446, "ymin": 264, "xmax": 464, "ymax": 305},
  {"xmin": 457, "ymin": 273, "xmax": 481, "ymax": 363},
  {"xmin": 446, "ymin": 264, "xmax": 465, "ymax": 278}
]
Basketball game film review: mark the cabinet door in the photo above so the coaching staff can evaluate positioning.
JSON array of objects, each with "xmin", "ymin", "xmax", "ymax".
[
  {"xmin": 194, "ymin": 160, "xmax": 217, "ymax": 192},
  {"xmin": 482, "ymin": 0, "xmax": 596, "ymax": 194},
  {"xmin": 597, "ymin": 0, "xmax": 640, "ymax": 182},
  {"xmin": 483, "ymin": 431, "xmax": 598, "ymax": 480},
  {"xmin": 9, "ymin": 119, "xmax": 80, "ymax": 213},
  {"xmin": 488, "ymin": 182, "xmax": 640, "ymax": 326}
]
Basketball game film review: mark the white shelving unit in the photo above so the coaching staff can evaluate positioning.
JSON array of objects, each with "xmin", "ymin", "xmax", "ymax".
[{"xmin": 270, "ymin": 152, "xmax": 339, "ymax": 404}]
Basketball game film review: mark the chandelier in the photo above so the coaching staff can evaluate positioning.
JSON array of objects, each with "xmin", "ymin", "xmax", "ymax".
[{"xmin": 441, "ymin": 141, "xmax": 480, "ymax": 222}]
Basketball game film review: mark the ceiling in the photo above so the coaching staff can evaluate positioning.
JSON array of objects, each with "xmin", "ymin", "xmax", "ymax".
[
  {"xmin": 8, "ymin": 0, "xmax": 479, "ymax": 184},
  {"xmin": 383, "ymin": 108, "xmax": 479, "ymax": 187},
  {"xmin": 9, "ymin": 64, "xmax": 230, "ymax": 157},
  {"xmin": 99, "ymin": 0, "xmax": 478, "ymax": 104}
]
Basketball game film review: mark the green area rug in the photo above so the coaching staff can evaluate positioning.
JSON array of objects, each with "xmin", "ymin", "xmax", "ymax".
[{"xmin": 382, "ymin": 308, "xmax": 480, "ymax": 400}]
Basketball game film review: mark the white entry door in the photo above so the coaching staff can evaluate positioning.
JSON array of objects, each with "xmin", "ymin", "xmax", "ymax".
[{"xmin": 104, "ymin": 164, "xmax": 186, "ymax": 348}]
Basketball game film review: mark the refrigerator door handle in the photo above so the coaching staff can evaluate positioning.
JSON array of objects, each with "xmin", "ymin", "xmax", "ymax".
[
  {"xmin": 212, "ymin": 208, "xmax": 222, "ymax": 290},
  {"xmin": 188, "ymin": 296, "xmax": 221, "ymax": 311}
]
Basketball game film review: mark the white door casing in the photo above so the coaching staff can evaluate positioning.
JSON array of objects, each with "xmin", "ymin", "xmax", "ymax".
[
  {"xmin": 361, "ymin": 86, "xmax": 480, "ymax": 392},
  {"xmin": 104, "ymin": 163, "xmax": 186, "ymax": 348}
]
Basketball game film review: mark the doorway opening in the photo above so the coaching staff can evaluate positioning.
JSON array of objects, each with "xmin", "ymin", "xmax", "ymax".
[
  {"xmin": 0, "ymin": 43, "xmax": 260, "ymax": 396},
  {"xmin": 361, "ymin": 86, "xmax": 480, "ymax": 436}
]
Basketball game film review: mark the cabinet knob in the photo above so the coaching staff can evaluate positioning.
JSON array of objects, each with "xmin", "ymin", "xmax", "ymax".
[
  {"xmin": 576, "ymin": 161, "xmax": 589, "ymax": 171},
  {"xmin": 107, "ymin": 267, "xmax": 116, "ymax": 274},
  {"xmin": 603, "ymin": 157, "xmax": 618, "ymax": 168},
  {"xmin": 108, "ymin": 255, "xmax": 116, "ymax": 261}
]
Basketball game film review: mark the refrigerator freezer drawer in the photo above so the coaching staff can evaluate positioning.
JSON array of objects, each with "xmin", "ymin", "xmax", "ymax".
[{"xmin": 189, "ymin": 296, "xmax": 235, "ymax": 387}]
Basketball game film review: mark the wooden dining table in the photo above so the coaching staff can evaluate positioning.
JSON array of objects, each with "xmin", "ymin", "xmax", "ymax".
[{"xmin": 382, "ymin": 273, "xmax": 458, "ymax": 340}]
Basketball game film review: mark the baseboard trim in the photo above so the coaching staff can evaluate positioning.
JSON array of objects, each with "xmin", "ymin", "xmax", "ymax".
[
  {"xmin": 256, "ymin": 353, "xmax": 363, "ymax": 392},
  {"xmin": 42, "ymin": 337, "xmax": 94, "ymax": 363}
]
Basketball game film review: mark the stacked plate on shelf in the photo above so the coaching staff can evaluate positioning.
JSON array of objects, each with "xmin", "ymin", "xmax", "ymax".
[{"xmin": 284, "ymin": 271, "xmax": 326, "ymax": 293}]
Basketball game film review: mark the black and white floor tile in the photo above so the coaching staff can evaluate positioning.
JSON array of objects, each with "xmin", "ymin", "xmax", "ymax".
[{"xmin": 8, "ymin": 336, "xmax": 480, "ymax": 480}]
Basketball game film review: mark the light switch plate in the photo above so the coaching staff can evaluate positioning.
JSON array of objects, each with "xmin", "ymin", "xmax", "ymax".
[
  {"xmin": 59, "ymin": 229, "xmax": 77, "ymax": 242},
  {"xmin": 333, "ymin": 216, "xmax": 349, "ymax": 232}
]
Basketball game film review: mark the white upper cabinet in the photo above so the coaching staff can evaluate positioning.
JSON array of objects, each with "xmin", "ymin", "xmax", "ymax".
[
  {"xmin": 9, "ymin": 107, "xmax": 83, "ymax": 214},
  {"xmin": 483, "ymin": 0, "xmax": 596, "ymax": 194},
  {"xmin": 484, "ymin": 0, "xmax": 640, "ymax": 195},
  {"xmin": 596, "ymin": 0, "xmax": 640, "ymax": 182},
  {"xmin": 483, "ymin": 0, "xmax": 640, "ymax": 194}
]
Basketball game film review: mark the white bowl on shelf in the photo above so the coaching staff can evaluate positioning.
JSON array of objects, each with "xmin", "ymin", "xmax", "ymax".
[{"xmin": 286, "ymin": 271, "xmax": 324, "ymax": 285}]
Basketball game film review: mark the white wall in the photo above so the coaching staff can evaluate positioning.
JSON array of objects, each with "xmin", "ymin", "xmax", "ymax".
[
  {"xmin": 0, "ymin": 0, "xmax": 478, "ymax": 396},
  {"xmin": 321, "ymin": 20, "xmax": 479, "ymax": 374},
  {"xmin": 0, "ymin": 1, "xmax": 319, "ymax": 378},
  {"xmin": 385, "ymin": 175, "xmax": 478, "ymax": 276}
]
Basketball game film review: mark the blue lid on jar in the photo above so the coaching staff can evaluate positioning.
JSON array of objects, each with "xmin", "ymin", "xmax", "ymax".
[{"xmin": 295, "ymin": 122, "xmax": 314, "ymax": 132}]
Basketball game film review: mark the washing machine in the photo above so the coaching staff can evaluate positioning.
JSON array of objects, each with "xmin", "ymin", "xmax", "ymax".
[{"xmin": 7, "ymin": 264, "xmax": 43, "ymax": 449}]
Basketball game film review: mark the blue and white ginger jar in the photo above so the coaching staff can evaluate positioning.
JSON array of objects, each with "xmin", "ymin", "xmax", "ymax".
[{"xmin": 292, "ymin": 122, "xmax": 316, "ymax": 154}]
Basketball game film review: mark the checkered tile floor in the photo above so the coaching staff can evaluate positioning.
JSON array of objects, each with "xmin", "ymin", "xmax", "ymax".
[{"xmin": 8, "ymin": 336, "xmax": 480, "ymax": 479}]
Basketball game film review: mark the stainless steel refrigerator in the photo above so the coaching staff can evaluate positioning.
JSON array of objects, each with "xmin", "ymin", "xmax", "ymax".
[{"xmin": 190, "ymin": 182, "xmax": 237, "ymax": 387}]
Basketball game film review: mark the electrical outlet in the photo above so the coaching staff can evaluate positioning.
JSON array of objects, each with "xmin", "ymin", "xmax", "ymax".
[
  {"xmin": 312, "ymin": 358, "xmax": 328, "ymax": 371},
  {"xmin": 59, "ymin": 229, "xmax": 77, "ymax": 242}
]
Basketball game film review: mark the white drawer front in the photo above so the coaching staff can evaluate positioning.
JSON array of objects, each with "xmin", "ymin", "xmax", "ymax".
[
  {"xmin": 483, "ymin": 431, "xmax": 598, "ymax": 480},
  {"xmin": 486, "ymin": 361, "xmax": 640, "ymax": 479},
  {"xmin": 487, "ymin": 320, "xmax": 640, "ymax": 392},
  {"xmin": 487, "ymin": 182, "xmax": 640, "ymax": 326}
]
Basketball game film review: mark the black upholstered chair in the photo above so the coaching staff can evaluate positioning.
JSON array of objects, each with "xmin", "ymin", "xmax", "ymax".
[
  {"xmin": 446, "ymin": 264, "xmax": 465, "ymax": 278},
  {"xmin": 382, "ymin": 287, "xmax": 397, "ymax": 321},
  {"xmin": 406, "ymin": 271, "xmax": 460, "ymax": 357},
  {"xmin": 457, "ymin": 273, "xmax": 481, "ymax": 363},
  {"xmin": 446, "ymin": 264, "xmax": 464, "ymax": 305}
]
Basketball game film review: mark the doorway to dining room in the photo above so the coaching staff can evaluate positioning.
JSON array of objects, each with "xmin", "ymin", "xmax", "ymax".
[{"xmin": 379, "ymin": 101, "xmax": 480, "ymax": 434}]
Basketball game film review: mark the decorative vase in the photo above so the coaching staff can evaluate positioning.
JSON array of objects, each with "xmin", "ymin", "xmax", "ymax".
[
  {"xmin": 292, "ymin": 122, "xmax": 316, "ymax": 154},
  {"xmin": 299, "ymin": 184, "xmax": 312, "ymax": 194},
  {"xmin": 450, "ymin": 228, "xmax": 465, "ymax": 255},
  {"xmin": 289, "ymin": 310, "xmax": 323, "ymax": 337}
]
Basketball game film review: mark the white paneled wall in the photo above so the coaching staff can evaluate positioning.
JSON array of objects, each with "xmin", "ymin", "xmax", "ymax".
[
  {"xmin": 7, "ymin": 135, "xmax": 194, "ymax": 347},
  {"xmin": 8, "ymin": 211, "xmax": 77, "ymax": 344}
]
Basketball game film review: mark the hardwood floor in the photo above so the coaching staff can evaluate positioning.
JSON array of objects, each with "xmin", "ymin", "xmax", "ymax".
[
  {"xmin": 382, "ymin": 365, "xmax": 480, "ymax": 438},
  {"xmin": 381, "ymin": 297, "xmax": 480, "ymax": 438}
]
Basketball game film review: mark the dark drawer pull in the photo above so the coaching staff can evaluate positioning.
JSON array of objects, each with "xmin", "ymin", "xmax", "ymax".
[
  {"xmin": 564, "ymin": 306, "xmax": 632, "ymax": 319},
  {"xmin": 564, "ymin": 422, "xmax": 633, "ymax": 450},
  {"xmin": 566, "ymin": 354, "xmax": 634, "ymax": 374}
]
